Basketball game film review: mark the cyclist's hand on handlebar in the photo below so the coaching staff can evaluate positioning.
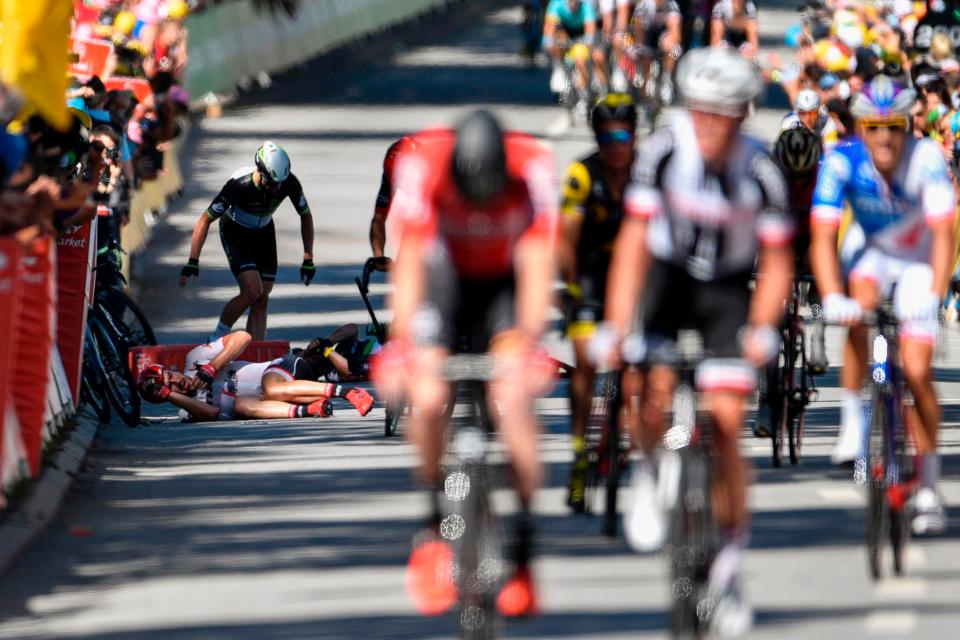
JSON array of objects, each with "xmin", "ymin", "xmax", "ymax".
[
  {"xmin": 588, "ymin": 321, "xmax": 623, "ymax": 370},
  {"xmin": 179, "ymin": 258, "xmax": 199, "ymax": 287},
  {"xmin": 370, "ymin": 256, "xmax": 393, "ymax": 272},
  {"xmin": 821, "ymin": 293, "xmax": 863, "ymax": 325},
  {"xmin": 300, "ymin": 259, "xmax": 316, "ymax": 286}
]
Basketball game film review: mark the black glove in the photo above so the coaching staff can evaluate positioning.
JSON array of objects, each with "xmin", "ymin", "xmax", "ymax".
[
  {"xmin": 180, "ymin": 258, "xmax": 199, "ymax": 280},
  {"xmin": 301, "ymin": 259, "xmax": 315, "ymax": 286}
]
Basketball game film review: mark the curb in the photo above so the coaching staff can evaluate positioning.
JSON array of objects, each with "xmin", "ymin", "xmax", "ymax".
[{"xmin": 0, "ymin": 412, "xmax": 99, "ymax": 577}]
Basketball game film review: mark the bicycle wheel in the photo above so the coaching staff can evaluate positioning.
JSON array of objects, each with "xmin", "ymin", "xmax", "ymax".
[
  {"xmin": 603, "ymin": 372, "xmax": 623, "ymax": 538},
  {"xmin": 670, "ymin": 442, "xmax": 713, "ymax": 638},
  {"xmin": 89, "ymin": 312, "xmax": 141, "ymax": 427},
  {"xmin": 81, "ymin": 328, "xmax": 111, "ymax": 423},
  {"xmin": 865, "ymin": 387, "xmax": 889, "ymax": 581},
  {"xmin": 100, "ymin": 288, "xmax": 157, "ymax": 346},
  {"xmin": 888, "ymin": 393, "xmax": 914, "ymax": 576},
  {"xmin": 385, "ymin": 396, "xmax": 404, "ymax": 437},
  {"xmin": 771, "ymin": 335, "xmax": 789, "ymax": 468}
]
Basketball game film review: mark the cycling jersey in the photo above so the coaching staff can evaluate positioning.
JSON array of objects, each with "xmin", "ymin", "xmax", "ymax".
[
  {"xmin": 633, "ymin": 0, "xmax": 681, "ymax": 28},
  {"xmin": 625, "ymin": 111, "xmax": 794, "ymax": 282},
  {"xmin": 711, "ymin": 0, "xmax": 757, "ymax": 49},
  {"xmin": 391, "ymin": 128, "xmax": 558, "ymax": 280},
  {"xmin": 206, "ymin": 167, "xmax": 310, "ymax": 230},
  {"xmin": 546, "ymin": 0, "xmax": 598, "ymax": 33},
  {"xmin": 812, "ymin": 137, "xmax": 955, "ymax": 263},
  {"xmin": 185, "ymin": 340, "xmax": 317, "ymax": 419},
  {"xmin": 561, "ymin": 151, "xmax": 625, "ymax": 309}
]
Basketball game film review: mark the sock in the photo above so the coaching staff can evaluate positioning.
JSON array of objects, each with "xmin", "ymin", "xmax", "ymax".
[
  {"xmin": 922, "ymin": 452, "xmax": 940, "ymax": 491},
  {"xmin": 710, "ymin": 526, "xmax": 749, "ymax": 592},
  {"xmin": 428, "ymin": 482, "xmax": 443, "ymax": 528},
  {"xmin": 513, "ymin": 505, "xmax": 535, "ymax": 568},
  {"xmin": 210, "ymin": 320, "xmax": 232, "ymax": 341},
  {"xmin": 289, "ymin": 404, "xmax": 312, "ymax": 418},
  {"xmin": 317, "ymin": 383, "xmax": 342, "ymax": 399},
  {"xmin": 840, "ymin": 390, "xmax": 864, "ymax": 438},
  {"xmin": 572, "ymin": 435, "xmax": 585, "ymax": 457}
]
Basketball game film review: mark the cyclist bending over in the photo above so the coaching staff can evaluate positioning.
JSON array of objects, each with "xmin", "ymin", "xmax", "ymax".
[
  {"xmin": 180, "ymin": 142, "xmax": 316, "ymax": 341},
  {"xmin": 810, "ymin": 76, "xmax": 953, "ymax": 535},
  {"xmin": 369, "ymin": 136, "xmax": 417, "ymax": 271},
  {"xmin": 376, "ymin": 110, "xmax": 557, "ymax": 617},
  {"xmin": 557, "ymin": 93, "xmax": 637, "ymax": 512},
  {"xmin": 597, "ymin": 49, "xmax": 793, "ymax": 635},
  {"xmin": 543, "ymin": 0, "xmax": 603, "ymax": 109}
]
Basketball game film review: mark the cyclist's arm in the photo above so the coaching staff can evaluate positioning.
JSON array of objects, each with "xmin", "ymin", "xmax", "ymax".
[
  {"xmin": 390, "ymin": 231, "xmax": 426, "ymax": 343},
  {"xmin": 809, "ymin": 153, "xmax": 849, "ymax": 298},
  {"xmin": 605, "ymin": 217, "xmax": 652, "ymax": 336},
  {"xmin": 930, "ymin": 217, "xmax": 955, "ymax": 297},
  {"xmin": 615, "ymin": 2, "xmax": 632, "ymax": 34},
  {"xmin": 920, "ymin": 151, "xmax": 959, "ymax": 296},
  {"xmin": 710, "ymin": 16, "xmax": 724, "ymax": 46},
  {"xmin": 752, "ymin": 242, "xmax": 794, "ymax": 328},
  {"xmin": 666, "ymin": 13, "xmax": 682, "ymax": 42},
  {"xmin": 557, "ymin": 162, "xmax": 590, "ymax": 283},
  {"xmin": 371, "ymin": 172, "xmax": 391, "ymax": 257},
  {"xmin": 289, "ymin": 178, "xmax": 314, "ymax": 259},
  {"xmin": 745, "ymin": 17, "xmax": 760, "ymax": 54},
  {"xmin": 167, "ymin": 392, "xmax": 220, "ymax": 422},
  {"xmin": 516, "ymin": 150, "xmax": 560, "ymax": 338},
  {"xmin": 188, "ymin": 211, "xmax": 214, "ymax": 261}
]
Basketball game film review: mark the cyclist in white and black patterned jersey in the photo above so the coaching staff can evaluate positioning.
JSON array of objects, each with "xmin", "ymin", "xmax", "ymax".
[
  {"xmin": 595, "ymin": 49, "xmax": 794, "ymax": 636},
  {"xmin": 630, "ymin": 0, "xmax": 683, "ymax": 103},
  {"xmin": 710, "ymin": 0, "xmax": 759, "ymax": 57}
]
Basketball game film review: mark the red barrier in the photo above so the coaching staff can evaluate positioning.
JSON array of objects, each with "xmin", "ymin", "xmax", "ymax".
[
  {"xmin": 104, "ymin": 77, "xmax": 152, "ymax": 103},
  {"xmin": 69, "ymin": 37, "xmax": 114, "ymax": 79},
  {"xmin": 0, "ymin": 239, "xmax": 23, "ymax": 483},
  {"xmin": 56, "ymin": 222, "xmax": 97, "ymax": 405},
  {"xmin": 11, "ymin": 238, "xmax": 56, "ymax": 476},
  {"xmin": 129, "ymin": 341, "xmax": 291, "ymax": 380}
]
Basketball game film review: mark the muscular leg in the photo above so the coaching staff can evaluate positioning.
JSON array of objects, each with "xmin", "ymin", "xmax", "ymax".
[
  {"xmin": 570, "ymin": 339, "xmax": 595, "ymax": 442},
  {"xmin": 592, "ymin": 47, "xmax": 609, "ymax": 90},
  {"xmin": 261, "ymin": 372, "xmax": 337, "ymax": 405},
  {"xmin": 707, "ymin": 391, "xmax": 749, "ymax": 530},
  {"xmin": 637, "ymin": 365, "xmax": 677, "ymax": 454},
  {"xmin": 233, "ymin": 396, "xmax": 300, "ymax": 419},
  {"xmin": 219, "ymin": 270, "xmax": 264, "ymax": 332},
  {"xmin": 901, "ymin": 338, "xmax": 939, "ymax": 455},
  {"xmin": 246, "ymin": 279, "xmax": 274, "ymax": 341},
  {"xmin": 407, "ymin": 347, "xmax": 451, "ymax": 486},
  {"xmin": 490, "ymin": 348, "xmax": 542, "ymax": 504}
]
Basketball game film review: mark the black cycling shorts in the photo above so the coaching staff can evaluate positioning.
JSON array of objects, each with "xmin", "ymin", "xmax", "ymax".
[
  {"xmin": 642, "ymin": 24, "xmax": 669, "ymax": 50},
  {"xmin": 566, "ymin": 263, "xmax": 609, "ymax": 335},
  {"xmin": 638, "ymin": 259, "xmax": 752, "ymax": 363},
  {"xmin": 412, "ymin": 248, "xmax": 516, "ymax": 353},
  {"xmin": 219, "ymin": 218, "xmax": 278, "ymax": 282},
  {"xmin": 265, "ymin": 352, "xmax": 317, "ymax": 381}
]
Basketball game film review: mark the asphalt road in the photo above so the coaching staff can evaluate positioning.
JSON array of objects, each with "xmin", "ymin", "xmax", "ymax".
[{"xmin": 1, "ymin": 2, "xmax": 960, "ymax": 638}]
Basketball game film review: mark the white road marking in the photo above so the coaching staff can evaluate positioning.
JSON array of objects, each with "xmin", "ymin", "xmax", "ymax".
[
  {"xmin": 905, "ymin": 546, "xmax": 928, "ymax": 569},
  {"xmin": 863, "ymin": 610, "xmax": 918, "ymax": 635},
  {"xmin": 817, "ymin": 487, "xmax": 863, "ymax": 506},
  {"xmin": 546, "ymin": 113, "xmax": 570, "ymax": 137},
  {"xmin": 874, "ymin": 578, "xmax": 928, "ymax": 600}
]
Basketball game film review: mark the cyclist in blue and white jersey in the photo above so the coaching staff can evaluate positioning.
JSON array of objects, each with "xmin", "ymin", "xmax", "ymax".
[
  {"xmin": 810, "ymin": 75, "xmax": 955, "ymax": 535},
  {"xmin": 543, "ymin": 0, "xmax": 602, "ymax": 105}
]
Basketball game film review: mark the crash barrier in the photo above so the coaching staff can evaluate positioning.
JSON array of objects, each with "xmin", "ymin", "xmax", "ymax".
[
  {"xmin": 184, "ymin": 0, "xmax": 454, "ymax": 98},
  {"xmin": 128, "ymin": 341, "xmax": 291, "ymax": 381}
]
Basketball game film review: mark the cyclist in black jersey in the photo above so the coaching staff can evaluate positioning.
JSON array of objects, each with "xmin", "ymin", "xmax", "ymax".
[
  {"xmin": 180, "ymin": 142, "xmax": 315, "ymax": 341},
  {"xmin": 557, "ymin": 93, "xmax": 637, "ymax": 513}
]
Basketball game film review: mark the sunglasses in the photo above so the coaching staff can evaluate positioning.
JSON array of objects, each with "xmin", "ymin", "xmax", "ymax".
[
  {"xmin": 862, "ymin": 121, "xmax": 908, "ymax": 133},
  {"xmin": 597, "ymin": 129, "xmax": 635, "ymax": 145}
]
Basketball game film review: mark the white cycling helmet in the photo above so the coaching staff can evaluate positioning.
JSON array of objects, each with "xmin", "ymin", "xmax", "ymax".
[
  {"xmin": 255, "ymin": 141, "xmax": 291, "ymax": 185},
  {"xmin": 676, "ymin": 48, "xmax": 763, "ymax": 117},
  {"xmin": 794, "ymin": 89, "xmax": 821, "ymax": 113}
]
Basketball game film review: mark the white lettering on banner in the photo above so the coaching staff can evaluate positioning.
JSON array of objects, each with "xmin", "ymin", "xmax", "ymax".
[
  {"xmin": 20, "ymin": 271, "xmax": 45, "ymax": 286},
  {"xmin": 58, "ymin": 236, "xmax": 87, "ymax": 250}
]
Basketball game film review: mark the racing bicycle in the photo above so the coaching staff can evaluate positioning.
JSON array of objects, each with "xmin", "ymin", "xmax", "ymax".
[{"xmin": 356, "ymin": 257, "xmax": 401, "ymax": 437}]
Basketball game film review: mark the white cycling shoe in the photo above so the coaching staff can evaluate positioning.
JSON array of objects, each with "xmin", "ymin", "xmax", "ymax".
[
  {"xmin": 611, "ymin": 67, "xmax": 629, "ymax": 93},
  {"xmin": 710, "ymin": 578, "xmax": 754, "ymax": 638},
  {"xmin": 624, "ymin": 459, "xmax": 668, "ymax": 553},
  {"xmin": 831, "ymin": 418, "xmax": 863, "ymax": 465},
  {"xmin": 912, "ymin": 488, "xmax": 947, "ymax": 536},
  {"xmin": 549, "ymin": 66, "xmax": 567, "ymax": 93}
]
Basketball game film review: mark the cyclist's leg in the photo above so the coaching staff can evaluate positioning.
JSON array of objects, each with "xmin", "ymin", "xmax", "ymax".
[
  {"xmin": 592, "ymin": 40, "xmax": 609, "ymax": 91},
  {"xmin": 218, "ymin": 219, "xmax": 266, "ymax": 335},
  {"xmin": 233, "ymin": 396, "xmax": 329, "ymax": 419},
  {"xmin": 246, "ymin": 223, "xmax": 278, "ymax": 340}
]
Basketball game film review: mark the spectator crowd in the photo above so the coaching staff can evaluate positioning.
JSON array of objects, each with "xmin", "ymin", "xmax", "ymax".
[{"xmin": 1, "ymin": 0, "xmax": 191, "ymax": 249}]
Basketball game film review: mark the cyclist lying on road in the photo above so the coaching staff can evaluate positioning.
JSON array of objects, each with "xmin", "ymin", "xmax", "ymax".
[
  {"xmin": 307, "ymin": 323, "xmax": 382, "ymax": 382},
  {"xmin": 136, "ymin": 330, "xmax": 374, "ymax": 422}
]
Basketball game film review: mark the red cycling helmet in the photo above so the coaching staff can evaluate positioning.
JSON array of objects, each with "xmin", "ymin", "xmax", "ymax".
[{"xmin": 137, "ymin": 364, "xmax": 170, "ymax": 403}]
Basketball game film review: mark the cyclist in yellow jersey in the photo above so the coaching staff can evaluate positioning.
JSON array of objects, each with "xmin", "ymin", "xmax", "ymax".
[{"xmin": 557, "ymin": 94, "xmax": 637, "ymax": 512}]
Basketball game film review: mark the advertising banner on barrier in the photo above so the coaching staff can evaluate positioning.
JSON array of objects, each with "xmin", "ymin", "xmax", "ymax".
[
  {"xmin": 56, "ymin": 222, "xmax": 96, "ymax": 405},
  {"xmin": 12, "ymin": 237, "xmax": 56, "ymax": 476},
  {"xmin": 0, "ymin": 237, "xmax": 23, "ymax": 487},
  {"xmin": 104, "ymin": 77, "xmax": 152, "ymax": 103}
]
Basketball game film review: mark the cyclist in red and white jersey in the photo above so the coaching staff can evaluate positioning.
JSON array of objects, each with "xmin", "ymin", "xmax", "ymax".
[
  {"xmin": 596, "ymin": 48, "xmax": 793, "ymax": 635},
  {"xmin": 137, "ymin": 331, "xmax": 374, "ymax": 421},
  {"xmin": 369, "ymin": 136, "xmax": 417, "ymax": 271},
  {"xmin": 376, "ymin": 110, "xmax": 557, "ymax": 618}
]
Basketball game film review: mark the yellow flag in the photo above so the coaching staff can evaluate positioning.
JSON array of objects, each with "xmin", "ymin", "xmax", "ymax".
[{"xmin": 0, "ymin": 0, "xmax": 73, "ymax": 131}]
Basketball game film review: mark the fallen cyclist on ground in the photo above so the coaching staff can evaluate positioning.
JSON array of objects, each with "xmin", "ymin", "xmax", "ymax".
[
  {"xmin": 305, "ymin": 323, "xmax": 382, "ymax": 383},
  {"xmin": 136, "ymin": 330, "xmax": 374, "ymax": 422}
]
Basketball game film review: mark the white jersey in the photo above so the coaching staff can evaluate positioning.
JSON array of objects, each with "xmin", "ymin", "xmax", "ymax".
[
  {"xmin": 184, "ymin": 338, "xmax": 276, "ymax": 418},
  {"xmin": 625, "ymin": 111, "xmax": 793, "ymax": 281},
  {"xmin": 598, "ymin": 0, "xmax": 631, "ymax": 13}
]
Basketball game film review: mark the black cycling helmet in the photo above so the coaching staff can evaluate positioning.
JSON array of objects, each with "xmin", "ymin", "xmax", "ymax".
[
  {"xmin": 591, "ymin": 92, "xmax": 638, "ymax": 134},
  {"xmin": 451, "ymin": 110, "xmax": 507, "ymax": 203},
  {"xmin": 773, "ymin": 124, "xmax": 822, "ymax": 177}
]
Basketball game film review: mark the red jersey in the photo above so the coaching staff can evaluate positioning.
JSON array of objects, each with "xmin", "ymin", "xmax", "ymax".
[{"xmin": 390, "ymin": 128, "xmax": 558, "ymax": 279}]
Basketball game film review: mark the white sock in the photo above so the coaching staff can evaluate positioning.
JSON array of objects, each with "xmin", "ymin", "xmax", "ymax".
[
  {"xmin": 710, "ymin": 527, "xmax": 748, "ymax": 592},
  {"xmin": 210, "ymin": 320, "xmax": 232, "ymax": 341},
  {"xmin": 922, "ymin": 452, "xmax": 940, "ymax": 491},
  {"xmin": 840, "ymin": 390, "xmax": 863, "ymax": 437}
]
